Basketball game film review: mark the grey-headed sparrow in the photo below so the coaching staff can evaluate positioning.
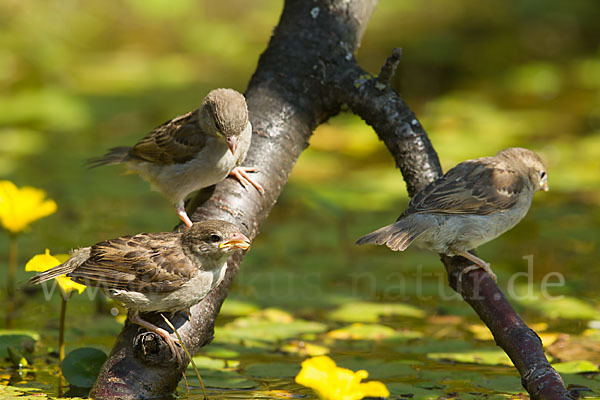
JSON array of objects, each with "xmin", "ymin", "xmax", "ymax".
[
  {"xmin": 357, "ymin": 147, "xmax": 548, "ymax": 282},
  {"xmin": 89, "ymin": 88, "xmax": 264, "ymax": 227},
  {"xmin": 28, "ymin": 220, "xmax": 250, "ymax": 361}
]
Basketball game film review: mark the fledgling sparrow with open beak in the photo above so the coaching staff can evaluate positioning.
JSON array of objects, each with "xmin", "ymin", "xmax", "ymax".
[
  {"xmin": 28, "ymin": 220, "xmax": 251, "ymax": 362},
  {"xmin": 88, "ymin": 88, "xmax": 264, "ymax": 227},
  {"xmin": 357, "ymin": 147, "xmax": 548, "ymax": 282}
]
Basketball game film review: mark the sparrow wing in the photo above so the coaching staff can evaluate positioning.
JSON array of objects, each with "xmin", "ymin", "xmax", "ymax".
[
  {"xmin": 128, "ymin": 111, "xmax": 207, "ymax": 165},
  {"xmin": 404, "ymin": 157, "xmax": 525, "ymax": 216},
  {"xmin": 68, "ymin": 233, "xmax": 197, "ymax": 293}
]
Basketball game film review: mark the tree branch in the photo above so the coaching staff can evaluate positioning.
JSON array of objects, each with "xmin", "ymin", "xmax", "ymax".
[
  {"xmin": 91, "ymin": 1, "xmax": 571, "ymax": 399},
  {"xmin": 333, "ymin": 50, "xmax": 571, "ymax": 399},
  {"xmin": 91, "ymin": 0, "xmax": 377, "ymax": 398}
]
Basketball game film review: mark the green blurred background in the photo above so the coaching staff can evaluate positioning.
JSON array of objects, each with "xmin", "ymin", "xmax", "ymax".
[{"xmin": 1, "ymin": 0, "xmax": 600, "ymax": 396}]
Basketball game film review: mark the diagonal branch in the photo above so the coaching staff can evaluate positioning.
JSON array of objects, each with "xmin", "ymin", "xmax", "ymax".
[
  {"xmin": 333, "ymin": 49, "xmax": 571, "ymax": 399},
  {"xmin": 91, "ymin": 0, "xmax": 376, "ymax": 398},
  {"xmin": 91, "ymin": 1, "xmax": 571, "ymax": 399}
]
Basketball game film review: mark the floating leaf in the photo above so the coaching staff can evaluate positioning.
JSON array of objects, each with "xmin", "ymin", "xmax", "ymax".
[
  {"xmin": 387, "ymin": 382, "xmax": 445, "ymax": 400},
  {"xmin": 428, "ymin": 348, "xmax": 513, "ymax": 366},
  {"xmin": 553, "ymin": 360, "xmax": 599, "ymax": 374},
  {"xmin": 327, "ymin": 323, "xmax": 422, "ymax": 341},
  {"xmin": 515, "ymin": 290, "xmax": 600, "ymax": 320},
  {"xmin": 337, "ymin": 358, "xmax": 418, "ymax": 379},
  {"xmin": 7, "ymin": 346, "xmax": 29, "ymax": 368},
  {"xmin": 220, "ymin": 299, "xmax": 260, "ymax": 317},
  {"xmin": 280, "ymin": 340, "xmax": 330, "ymax": 357},
  {"xmin": 186, "ymin": 369, "xmax": 258, "ymax": 389},
  {"xmin": 216, "ymin": 310, "xmax": 327, "ymax": 343},
  {"xmin": 204, "ymin": 345, "xmax": 240, "ymax": 359},
  {"xmin": 466, "ymin": 324, "xmax": 494, "ymax": 341},
  {"xmin": 396, "ymin": 339, "xmax": 473, "ymax": 355},
  {"xmin": 539, "ymin": 332, "xmax": 560, "ymax": 347},
  {"xmin": 0, "ymin": 330, "xmax": 39, "ymax": 358},
  {"xmin": 245, "ymin": 362, "xmax": 301, "ymax": 379},
  {"xmin": 188, "ymin": 355, "xmax": 228, "ymax": 370},
  {"xmin": 328, "ymin": 301, "xmax": 425, "ymax": 323},
  {"xmin": 61, "ymin": 347, "xmax": 107, "ymax": 388}
]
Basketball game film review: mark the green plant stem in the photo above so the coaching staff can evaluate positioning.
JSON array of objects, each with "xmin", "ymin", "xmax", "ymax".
[
  {"xmin": 59, "ymin": 297, "xmax": 67, "ymax": 364},
  {"xmin": 161, "ymin": 314, "xmax": 207, "ymax": 399},
  {"xmin": 6, "ymin": 234, "xmax": 17, "ymax": 328}
]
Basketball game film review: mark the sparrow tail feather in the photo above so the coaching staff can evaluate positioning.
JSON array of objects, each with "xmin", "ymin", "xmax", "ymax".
[
  {"xmin": 86, "ymin": 147, "xmax": 131, "ymax": 168},
  {"xmin": 356, "ymin": 221, "xmax": 428, "ymax": 251},
  {"xmin": 27, "ymin": 262, "xmax": 77, "ymax": 286}
]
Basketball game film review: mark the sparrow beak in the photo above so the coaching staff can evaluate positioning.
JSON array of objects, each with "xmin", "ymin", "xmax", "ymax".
[
  {"xmin": 219, "ymin": 232, "xmax": 251, "ymax": 250},
  {"xmin": 226, "ymin": 136, "xmax": 238, "ymax": 155},
  {"xmin": 541, "ymin": 181, "xmax": 549, "ymax": 192}
]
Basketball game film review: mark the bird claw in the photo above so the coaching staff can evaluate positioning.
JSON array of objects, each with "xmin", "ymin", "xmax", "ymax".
[
  {"xmin": 450, "ymin": 247, "xmax": 498, "ymax": 284},
  {"xmin": 458, "ymin": 262, "xmax": 498, "ymax": 285},
  {"xmin": 176, "ymin": 205, "xmax": 193, "ymax": 228},
  {"xmin": 130, "ymin": 312, "xmax": 182, "ymax": 363},
  {"xmin": 150, "ymin": 327, "xmax": 182, "ymax": 363},
  {"xmin": 229, "ymin": 167, "xmax": 264, "ymax": 194}
]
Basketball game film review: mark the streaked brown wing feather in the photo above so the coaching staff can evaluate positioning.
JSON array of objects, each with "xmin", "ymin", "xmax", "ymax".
[
  {"xmin": 404, "ymin": 157, "xmax": 525, "ymax": 216},
  {"xmin": 128, "ymin": 111, "xmax": 207, "ymax": 165},
  {"xmin": 68, "ymin": 233, "xmax": 196, "ymax": 293}
]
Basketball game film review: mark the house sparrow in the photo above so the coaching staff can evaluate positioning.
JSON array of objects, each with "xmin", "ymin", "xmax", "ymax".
[
  {"xmin": 28, "ymin": 220, "xmax": 250, "ymax": 361},
  {"xmin": 88, "ymin": 88, "xmax": 264, "ymax": 227},
  {"xmin": 356, "ymin": 147, "xmax": 548, "ymax": 282}
]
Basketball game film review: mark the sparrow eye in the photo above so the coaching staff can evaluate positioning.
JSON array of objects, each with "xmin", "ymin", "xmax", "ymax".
[
  {"xmin": 540, "ymin": 171, "xmax": 546, "ymax": 179},
  {"xmin": 209, "ymin": 234, "xmax": 222, "ymax": 243}
]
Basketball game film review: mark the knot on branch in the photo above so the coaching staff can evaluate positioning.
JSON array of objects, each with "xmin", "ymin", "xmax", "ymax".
[{"xmin": 133, "ymin": 331, "xmax": 179, "ymax": 366}]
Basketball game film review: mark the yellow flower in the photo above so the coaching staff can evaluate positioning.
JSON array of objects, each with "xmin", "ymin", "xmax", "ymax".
[
  {"xmin": 0, "ymin": 180, "xmax": 57, "ymax": 234},
  {"xmin": 25, "ymin": 249, "xmax": 86, "ymax": 296},
  {"xmin": 295, "ymin": 356, "xmax": 389, "ymax": 400}
]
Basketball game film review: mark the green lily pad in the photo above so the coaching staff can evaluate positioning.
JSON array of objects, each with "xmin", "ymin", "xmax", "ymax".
[
  {"xmin": 395, "ymin": 339, "xmax": 474, "ymax": 354},
  {"xmin": 337, "ymin": 358, "xmax": 419, "ymax": 379},
  {"xmin": 204, "ymin": 345, "xmax": 240, "ymax": 359},
  {"xmin": 220, "ymin": 299, "xmax": 260, "ymax": 317},
  {"xmin": 188, "ymin": 355, "xmax": 228, "ymax": 370},
  {"xmin": 61, "ymin": 347, "xmax": 107, "ymax": 388},
  {"xmin": 328, "ymin": 301, "xmax": 425, "ymax": 322},
  {"xmin": 553, "ymin": 360, "xmax": 599, "ymax": 374},
  {"xmin": 216, "ymin": 313, "xmax": 327, "ymax": 343},
  {"xmin": 515, "ymin": 290, "xmax": 600, "ymax": 320},
  {"xmin": 387, "ymin": 382, "xmax": 445, "ymax": 400},
  {"xmin": 186, "ymin": 369, "xmax": 258, "ymax": 389},
  {"xmin": 7, "ymin": 346, "xmax": 29, "ymax": 368},
  {"xmin": 279, "ymin": 340, "xmax": 329, "ymax": 356},
  {"xmin": 244, "ymin": 362, "xmax": 301, "ymax": 378},
  {"xmin": 0, "ymin": 329, "xmax": 39, "ymax": 358},
  {"xmin": 327, "ymin": 323, "xmax": 423, "ymax": 341},
  {"xmin": 471, "ymin": 374, "xmax": 525, "ymax": 394},
  {"xmin": 428, "ymin": 348, "xmax": 513, "ymax": 366}
]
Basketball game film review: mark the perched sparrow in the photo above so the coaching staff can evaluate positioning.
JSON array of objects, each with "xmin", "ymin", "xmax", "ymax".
[
  {"xmin": 89, "ymin": 88, "xmax": 264, "ymax": 227},
  {"xmin": 28, "ymin": 220, "xmax": 250, "ymax": 361},
  {"xmin": 356, "ymin": 147, "xmax": 548, "ymax": 282}
]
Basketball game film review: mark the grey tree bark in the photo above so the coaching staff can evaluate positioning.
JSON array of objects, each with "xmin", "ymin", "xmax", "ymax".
[{"xmin": 91, "ymin": 1, "xmax": 571, "ymax": 399}]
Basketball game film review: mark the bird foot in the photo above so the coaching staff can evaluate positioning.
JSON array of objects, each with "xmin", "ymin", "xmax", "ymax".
[
  {"xmin": 176, "ymin": 205, "xmax": 193, "ymax": 228},
  {"xmin": 458, "ymin": 262, "xmax": 498, "ymax": 284},
  {"xmin": 153, "ymin": 326, "xmax": 182, "ymax": 364},
  {"xmin": 130, "ymin": 312, "xmax": 182, "ymax": 363},
  {"xmin": 229, "ymin": 167, "xmax": 264, "ymax": 194},
  {"xmin": 450, "ymin": 247, "xmax": 498, "ymax": 284}
]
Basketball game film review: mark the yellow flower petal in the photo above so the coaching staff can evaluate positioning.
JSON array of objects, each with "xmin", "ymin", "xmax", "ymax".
[
  {"xmin": 25, "ymin": 249, "xmax": 61, "ymax": 272},
  {"xmin": 56, "ymin": 275, "xmax": 87, "ymax": 295},
  {"xmin": 25, "ymin": 249, "xmax": 85, "ymax": 296},
  {"xmin": 0, "ymin": 180, "xmax": 57, "ymax": 234},
  {"xmin": 295, "ymin": 356, "xmax": 389, "ymax": 400}
]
